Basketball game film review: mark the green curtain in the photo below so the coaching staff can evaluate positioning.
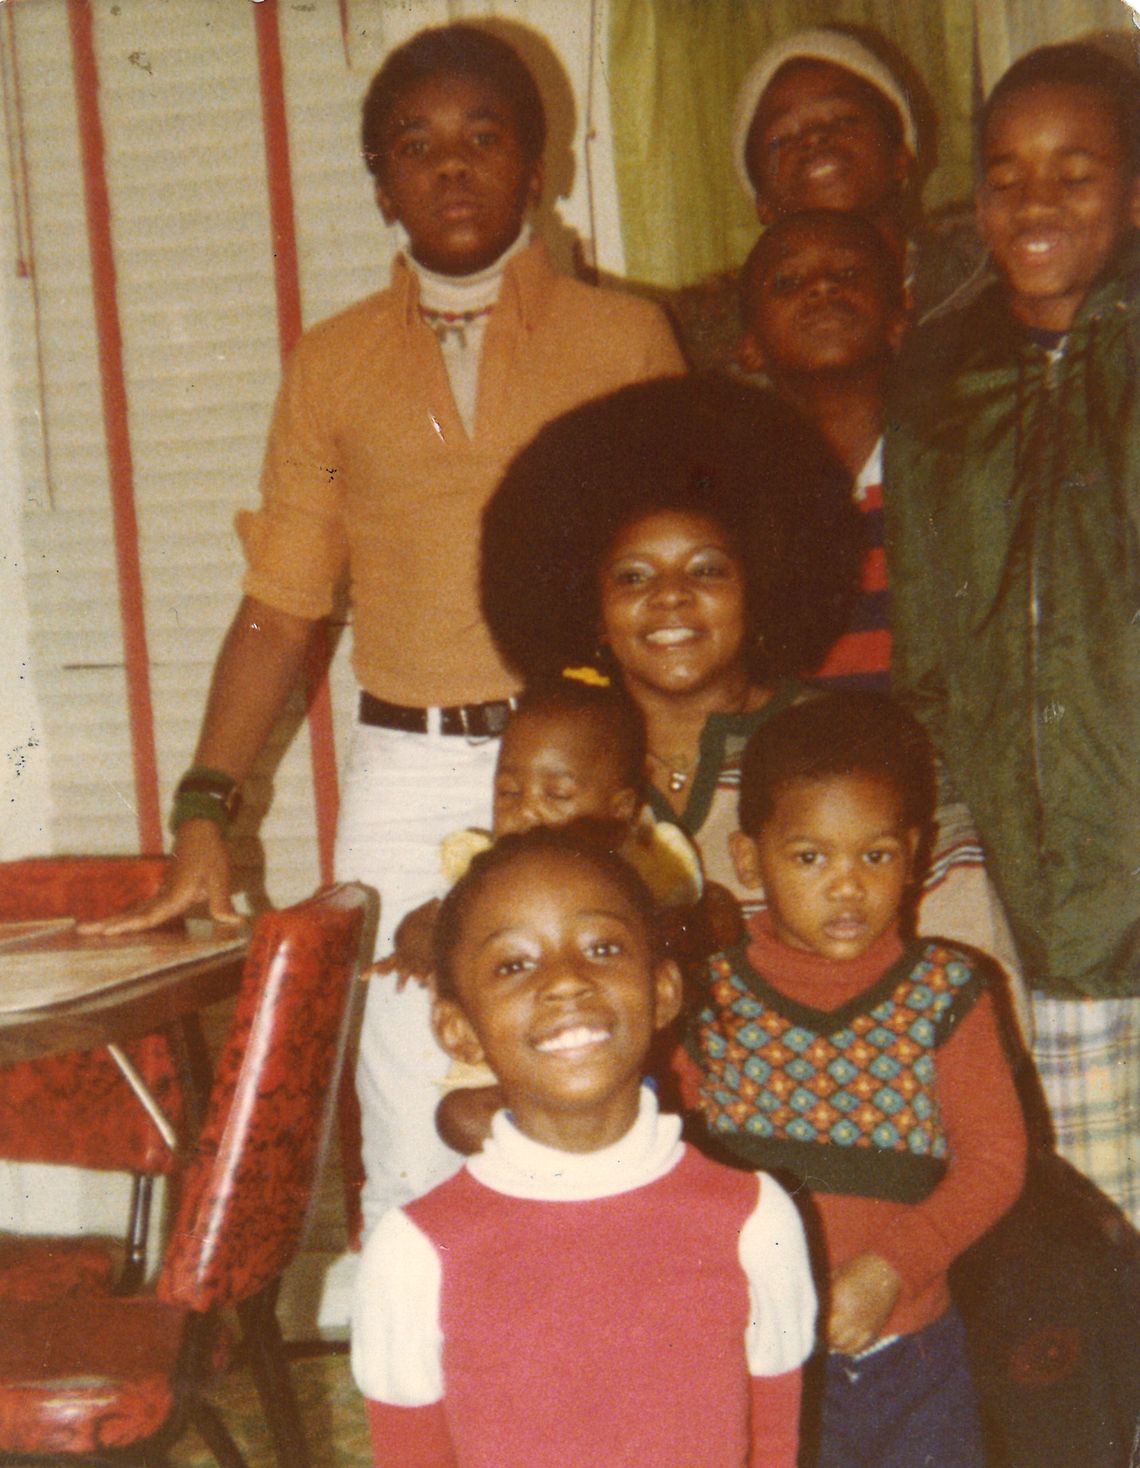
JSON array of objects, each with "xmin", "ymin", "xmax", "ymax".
[
  {"xmin": 607, "ymin": 0, "xmax": 1128, "ymax": 288},
  {"xmin": 974, "ymin": 0, "xmax": 1132, "ymax": 91}
]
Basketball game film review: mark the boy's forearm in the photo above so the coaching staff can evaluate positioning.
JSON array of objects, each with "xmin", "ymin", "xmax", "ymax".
[{"xmin": 193, "ymin": 594, "xmax": 316, "ymax": 781}]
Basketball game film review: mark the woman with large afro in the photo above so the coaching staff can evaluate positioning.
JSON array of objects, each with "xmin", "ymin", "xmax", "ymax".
[{"xmin": 480, "ymin": 373, "xmax": 863, "ymax": 896}]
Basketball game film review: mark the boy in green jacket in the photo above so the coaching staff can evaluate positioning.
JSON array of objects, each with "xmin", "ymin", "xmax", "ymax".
[{"xmin": 884, "ymin": 43, "xmax": 1140, "ymax": 1225}]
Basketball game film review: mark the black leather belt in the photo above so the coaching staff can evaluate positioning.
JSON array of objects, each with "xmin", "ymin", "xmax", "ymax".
[{"xmin": 359, "ymin": 692, "xmax": 516, "ymax": 737}]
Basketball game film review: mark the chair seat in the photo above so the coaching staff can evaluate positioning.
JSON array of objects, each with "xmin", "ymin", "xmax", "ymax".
[
  {"xmin": 0, "ymin": 1233, "xmax": 120, "ymax": 1302},
  {"xmin": 0, "ymin": 1298, "xmax": 187, "ymax": 1455},
  {"xmin": 0, "ymin": 883, "xmax": 372, "ymax": 1468}
]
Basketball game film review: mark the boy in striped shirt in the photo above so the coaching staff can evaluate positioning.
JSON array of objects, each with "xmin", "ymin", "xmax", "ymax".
[{"xmin": 738, "ymin": 208, "xmax": 904, "ymax": 690}]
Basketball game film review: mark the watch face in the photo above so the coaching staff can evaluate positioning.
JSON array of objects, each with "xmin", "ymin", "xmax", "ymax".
[{"xmin": 174, "ymin": 771, "xmax": 241, "ymax": 824}]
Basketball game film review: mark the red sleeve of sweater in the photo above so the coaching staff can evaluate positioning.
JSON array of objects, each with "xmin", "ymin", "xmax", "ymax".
[
  {"xmin": 366, "ymin": 1399, "xmax": 457, "ymax": 1468},
  {"xmin": 749, "ymin": 1366, "xmax": 802, "ymax": 1468},
  {"xmin": 876, "ymin": 991, "xmax": 1027, "ymax": 1298}
]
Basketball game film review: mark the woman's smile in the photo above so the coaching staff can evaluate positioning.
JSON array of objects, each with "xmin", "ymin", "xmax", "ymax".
[
  {"xmin": 644, "ymin": 624, "xmax": 700, "ymax": 645},
  {"xmin": 599, "ymin": 509, "xmax": 750, "ymax": 702}
]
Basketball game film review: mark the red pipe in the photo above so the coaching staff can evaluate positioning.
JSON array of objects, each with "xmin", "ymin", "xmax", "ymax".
[
  {"xmin": 68, "ymin": 0, "xmax": 162, "ymax": 853},
  {"xmin": 253, "ymin": 0, "xmax": 340, "ymax": 885}
]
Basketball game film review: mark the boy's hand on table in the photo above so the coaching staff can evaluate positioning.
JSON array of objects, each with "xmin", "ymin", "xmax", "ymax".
[
  {"xmin": 77, "ymin": 820, "xmax": 241, "ymax": 935},
  {"xmin": 826, "ymin": 1252, "xmax": 901, "ymax": 1355}
]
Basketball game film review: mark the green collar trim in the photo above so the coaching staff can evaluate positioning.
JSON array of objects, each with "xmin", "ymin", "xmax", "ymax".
[{"xmin": 645, "ymin": 679, "xmax": 805, "ymax": 835}]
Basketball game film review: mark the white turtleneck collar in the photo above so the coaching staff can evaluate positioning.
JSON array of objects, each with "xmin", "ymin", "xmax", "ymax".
[
  {"xmin": 466, "ymin": 1085, "xmax": 685, "ymax": 1203},
  {"xmin": 405, "ymin": 224, "xmax": 532, "ymax": 313},
  {"xmin": 398, "ymin": 225, "xmax": 532, "ymax": 437}
]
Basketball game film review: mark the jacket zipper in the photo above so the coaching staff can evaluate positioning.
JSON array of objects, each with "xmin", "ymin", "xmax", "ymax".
[{"xmin": 1029, "ymin": 345, "xmax": 1065, "ymax": 842}]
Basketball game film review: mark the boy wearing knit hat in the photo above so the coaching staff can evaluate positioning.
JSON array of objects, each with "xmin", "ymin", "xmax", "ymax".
[
  {"xmin": 672, "ymin": 28, "xmax": 984, "ymax": 371},
  {"xmin": 734, "ymin": 29, "xmax": 917, "ymax": 259}
]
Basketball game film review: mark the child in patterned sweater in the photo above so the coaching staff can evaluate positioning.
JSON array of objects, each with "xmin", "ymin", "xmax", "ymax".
[{"xmin": 677, "ymin": 691, "xmax": 1026, "ymax": 1468}]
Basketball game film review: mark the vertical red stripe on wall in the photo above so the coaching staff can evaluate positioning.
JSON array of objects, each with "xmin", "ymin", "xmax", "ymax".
[
  {"xmin": 67, "ymin": 0, "xmax": 163, "ymax": 853},
  {"xmin": 253, "ymin": 0, "xmax": 340, "ymax": 885}
]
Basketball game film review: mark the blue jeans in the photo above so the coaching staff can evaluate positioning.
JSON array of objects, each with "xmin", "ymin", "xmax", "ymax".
[{"xmin": 818, "ymin": 1307, "xmax": 985, "ymax": 1468}]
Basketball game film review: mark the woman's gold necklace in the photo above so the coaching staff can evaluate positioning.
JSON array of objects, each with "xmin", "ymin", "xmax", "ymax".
[
  {"xmin": 647, "ymin": 748, "xmax": 698, "ymax": 794},
  {"xmin": 646, "ymin": 683, "xmax": 753, "ymax": 794}
]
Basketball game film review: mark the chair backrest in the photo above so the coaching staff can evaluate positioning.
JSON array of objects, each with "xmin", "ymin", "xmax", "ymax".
[
  {"xmin": 0, "ymin": 856, "xmax": 169, "ymax": 923},
  {"xmin": 0, "ymin": 855, "xmax": 185, "ymax": 1173},
  {"xmin": 157, "ymin": 882, "xmax": 372, "ymax": 1311}
]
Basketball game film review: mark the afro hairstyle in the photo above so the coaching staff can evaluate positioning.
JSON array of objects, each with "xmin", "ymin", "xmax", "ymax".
[
  {"xmin": 361, "ymin": 23, "xmax": 547, "ymax": 180},
  {"xmin": 480, "ymin": 373, "xmax": 863, "ymax": 685}
]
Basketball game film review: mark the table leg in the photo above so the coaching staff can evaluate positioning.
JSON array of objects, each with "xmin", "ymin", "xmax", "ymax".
[{"xmin": 106, "ymin": 1041, "xmax": 179, "ymax": 1150}]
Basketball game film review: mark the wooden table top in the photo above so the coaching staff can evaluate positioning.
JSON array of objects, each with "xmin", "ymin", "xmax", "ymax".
[{"xmin": 0, "ymin": 920, "xmax": 248, "ymax": 1065}]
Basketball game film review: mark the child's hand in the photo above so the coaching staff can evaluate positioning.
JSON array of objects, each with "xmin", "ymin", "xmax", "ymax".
[
  {"xmin": 827, "ymin": 1252, "xmax": 902, "ymax": 1355},
  {"xmin": 367, "ymin": 899, "xmax": 440, "ymax": 992},
  {"xmin": 363, "ymin": 953, "xmax": 437, "ymax": 993}
]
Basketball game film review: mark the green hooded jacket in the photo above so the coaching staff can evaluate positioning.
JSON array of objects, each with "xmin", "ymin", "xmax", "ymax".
[{"xmin": 884, "ymin": 235, "xmax": 1140, "ymax": 999}]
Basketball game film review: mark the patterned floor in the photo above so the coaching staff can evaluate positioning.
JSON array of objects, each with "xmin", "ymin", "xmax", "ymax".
[{"xmin": 169, "ymin": 1346, "xmax": 372, "ymax": 1467}]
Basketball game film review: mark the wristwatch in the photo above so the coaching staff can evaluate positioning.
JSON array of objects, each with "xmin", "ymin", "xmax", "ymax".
[{"xmin": 170, "ymin": 767, "xmax": 243, "ymax": 834}]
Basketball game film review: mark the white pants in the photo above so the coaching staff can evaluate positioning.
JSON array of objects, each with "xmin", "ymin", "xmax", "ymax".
[{"xmin": 334, "ymin": 718, "xmax": 500, "ymax": 1237}]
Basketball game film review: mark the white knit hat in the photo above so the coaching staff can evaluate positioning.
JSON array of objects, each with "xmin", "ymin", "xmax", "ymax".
[{"xmin": 732, "ymin": 28, "xmax": 918, "ymax": 198}]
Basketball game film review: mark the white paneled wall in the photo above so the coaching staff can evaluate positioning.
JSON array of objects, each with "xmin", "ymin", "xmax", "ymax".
[{"xmin": 0, "ymin": 110, "xmax": 51, "ymax": 857}]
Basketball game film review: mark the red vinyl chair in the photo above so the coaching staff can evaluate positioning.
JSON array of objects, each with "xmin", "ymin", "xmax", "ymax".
[
  {"xmin": 0, "ymin": 881, "xmax": 372, "ymax": 1468},
  {"xmin": 0, "ymin": 857, "xmax": 188, "ymax": 1298}
]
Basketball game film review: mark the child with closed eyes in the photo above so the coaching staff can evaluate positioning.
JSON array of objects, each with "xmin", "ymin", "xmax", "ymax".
[{"xmin": 371, "ymin": 676, "xmax": 713, "ymax": 1155}]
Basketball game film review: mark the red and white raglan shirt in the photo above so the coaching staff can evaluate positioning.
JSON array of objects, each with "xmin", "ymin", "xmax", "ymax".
[
  {"xmin": 811, "ymin": 440, "xmax": 890, "ymax": 691},
  {"xmin": 351, "ymin": 1087, "xmax": 816, "ymax": 1468}
]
